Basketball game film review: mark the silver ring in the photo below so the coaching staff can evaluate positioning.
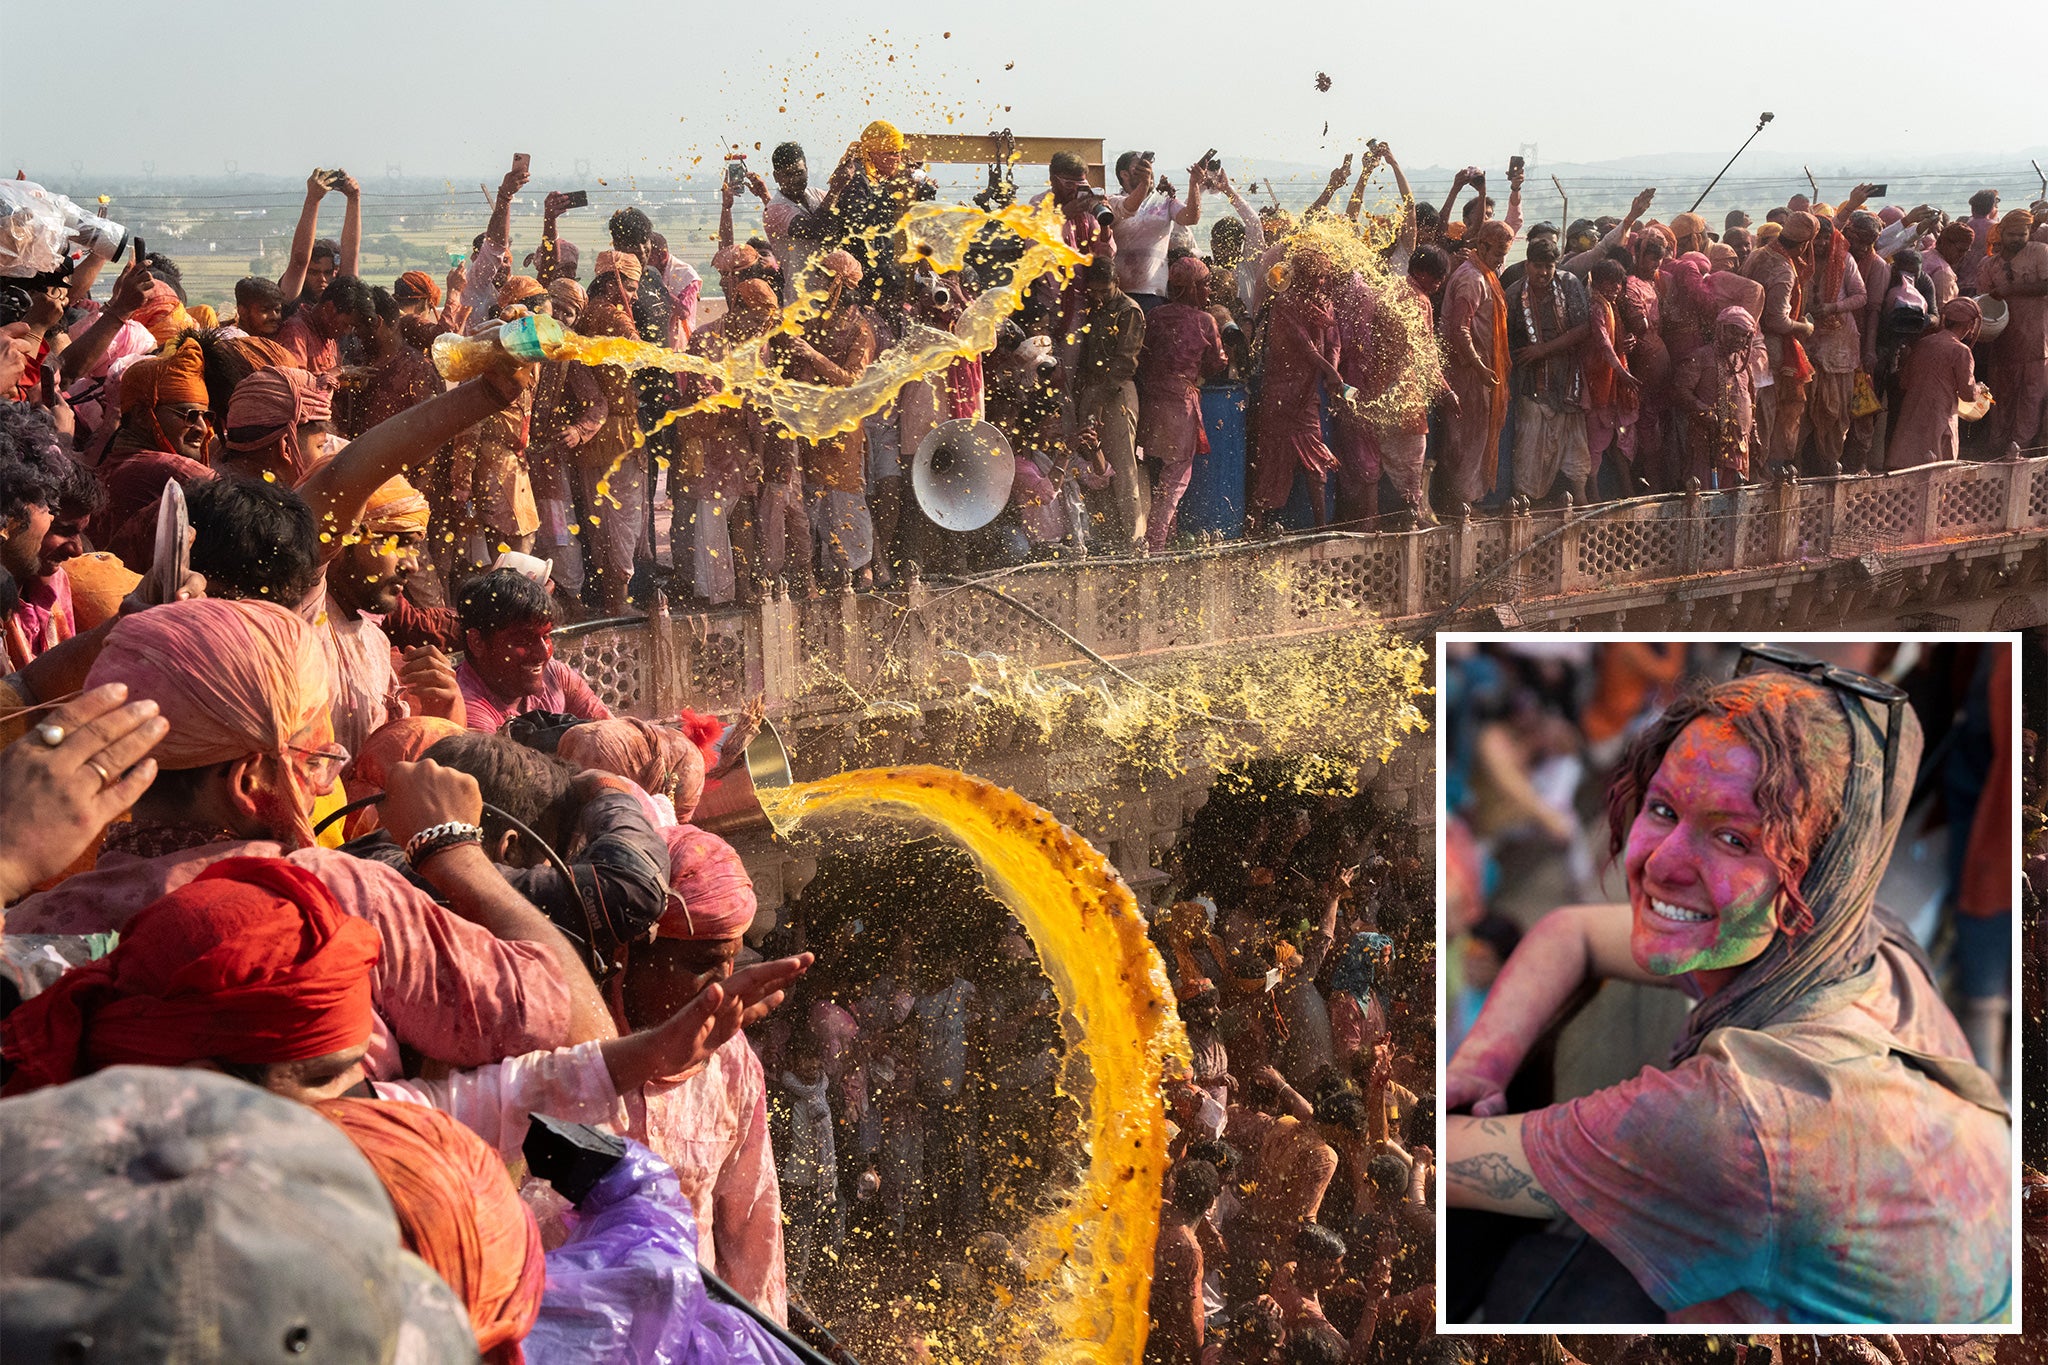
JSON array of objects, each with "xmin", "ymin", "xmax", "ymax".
[
  {"xmin": 33, "ymin": 723, "xmax": 65, "ymax": 749},
  {"xmin": 85, "ymin": 759, "xmax": 113, "ymax": 787}
]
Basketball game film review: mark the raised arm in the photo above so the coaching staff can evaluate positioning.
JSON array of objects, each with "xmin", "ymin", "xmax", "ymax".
[
  {"xmin": 297, "ymin": 363, "xmax": 531, "ymax": 543},
  {"xmin": 1437, "ymin": 169, "xmax": 1472, "ymax": 238},
  {"xmin": 277, "ymin": 171, "xmax": 330, "ymax": 300},
  {"xmin": 58, "ymin": 253, "xmax": 152, "ymax": 386},
  {"xmin": 1380, "ymin": 145, "xmax": 1417, "ymax": 253},
  {"xmin": 1218, "ymin": 170, "xmax": 1267, "ymax": 249},
  {"xmin": 1307, "ymin": 158, "xmax": 1352, "ymax": 219},
  {"xmin": 1444, "ymin": 901, "xmax": 1657, "ymax": 1115},
  {"xmin": 336, "ymin": 172, "xmax": 362, "ymax": 278},
  {"xmin": 1174, "ymin": 161, "xmax": 1204, "ymax": 227}
]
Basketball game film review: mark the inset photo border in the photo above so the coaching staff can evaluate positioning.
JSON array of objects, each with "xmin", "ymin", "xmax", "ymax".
[{"xmin": 1434, "ymin": 633, "xmax": 2022, "ymax": 1335}]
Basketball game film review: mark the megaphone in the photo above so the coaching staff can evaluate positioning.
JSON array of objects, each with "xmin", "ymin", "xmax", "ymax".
[
  {"xmin": 912, "ymin": 419, "xmax": 1016, "ymax": 531},
  {"xmin": 692, "ymin": 718, "xmax": 792, "ymax": 838}
]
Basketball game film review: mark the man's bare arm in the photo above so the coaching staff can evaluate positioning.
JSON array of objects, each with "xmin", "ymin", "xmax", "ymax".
[
  {"xmin": 277, "ymin": 171, "xmax": 328, "ymax": 300},
  {"xmin": 1444, "ymin": 1114, "xmax": 1561, "ymax": 1218}
]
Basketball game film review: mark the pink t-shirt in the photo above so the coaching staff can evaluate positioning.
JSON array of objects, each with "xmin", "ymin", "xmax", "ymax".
[
  {"xmin": 456, "ymin": 657, "xmax": 612, "ymax": 734},
  {"xmin": 1522, "ymin": 942, "xmax": 2010, "ymax": 1324}
]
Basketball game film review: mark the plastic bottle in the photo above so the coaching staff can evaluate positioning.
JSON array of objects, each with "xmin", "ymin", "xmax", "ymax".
[{"xmin": 430, "ymin": 314, "xmax": 567, "ymax": 381}]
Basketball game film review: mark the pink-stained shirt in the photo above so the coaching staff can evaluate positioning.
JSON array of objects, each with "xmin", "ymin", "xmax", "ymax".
[
  {"xmin": 316, "ymin": 592, "xmax": 404, "ymax": 760},
  {"xmin": 1522, "ymin": 943, "xmax": 2011, "ymax": 1324},
  {"xmin": 375, "ymin": 1040, "xmax": 626, "ymax": 1160},
  {"xmin": 1808, "ymin": 254, "xmax": 1868, "ymax": 374},
  {"xmin": 275, "ymin": 312, "xmax": 338, "ymax": 375},
  {"xmin": 623, "ymin": 1032, "xmax": 788, "ymax": 1323},
  {"xmin": 1, "ymin": 842, "xmax": 572, "ymax": 1081},
  {"xmin": 4, "ymin": 563, "xmax": 74, "ymax": 670},
  {"xmin": 1957, "ymin": 213, "xmax": 1998, "ymax": 293},
  {"xmin": 456, "ymin": 656, "xmax": 612, "ymax": 734}
]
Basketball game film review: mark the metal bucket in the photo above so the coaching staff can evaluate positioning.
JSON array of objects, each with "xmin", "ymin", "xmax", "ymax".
[{"xmin": 692, "ymin": 718, "xmax": 791, "ymax": 837}]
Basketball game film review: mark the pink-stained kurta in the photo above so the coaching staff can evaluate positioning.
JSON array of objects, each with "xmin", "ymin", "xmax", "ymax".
[
  {"xmin": 1889, "ymin": 330, "xmax": 1977, "ymax": 468},
  {"xmin": 375, "ymin": 1039, "xmax": 626, "ymax": 1160},
  {"xmin": 1, "ymin": 842, "xmax": 572, "ymax": 1080},
  {"xmin": 456, "ymin": 657, "xmax": 611, "ymax": 734},
  {"xmin": 1438, "ymin": 260, "xmax": 1507, "ymax": 507},
  {"xmin": 624, "ymin": 1032, "xmax": 788, "ymax": 1324},
  {"xmin": 1250, "ymin": 293, "xmax": 1342, "ymax": 512},
  {"xmin": 1522, "ymin": 943, "xmax": 2010, "ymax": 1324},
  {"xmin": 315, "ymin": 591, "xmax": 403, "ymax": 760}
]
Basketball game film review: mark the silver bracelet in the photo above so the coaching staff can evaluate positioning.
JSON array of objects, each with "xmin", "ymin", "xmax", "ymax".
[{"xmin": 404, "ymin": 821, "xmax": 485, "ymax": 869}]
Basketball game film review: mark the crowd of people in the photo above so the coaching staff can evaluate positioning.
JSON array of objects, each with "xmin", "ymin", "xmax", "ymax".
[{"xmin": 2, "ymin": 125, "xmax": 2046, "ymax": 1364}]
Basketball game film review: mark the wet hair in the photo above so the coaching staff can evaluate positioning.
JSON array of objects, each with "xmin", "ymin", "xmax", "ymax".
[
  {"xmin": 771, "ymin": 142, "xmax": 805, "ymax": 173},
  {"xmin": 1048, "ymin": 151, "xmax": 1086, "ymax": 178},
  {"xmin": 1167, "ymin": 1158, "xmax": 1221, "ymax": 1216},
  {"xmin": 0, "ymin": 405, "xmax": 74, "ymax": 523},
  {"xmin": 1366, "ymin": 1151, "xmax": 1410, "ymax": 1197},
  {"xmin": 1970, "ymin": 189, "xmax": 1998, "ymax": 216},
  {"xmin": 609, "ymin": 207, "xmax": 653, "ymax": 250},
  {"xmin": 422, "ymin": 732, "xmax": 576, "ymax": 852},
  {"xmin": 1294, "ymin": 1222, "xmax": 1346, "ymax": 1263},
  {"xmin": 1183, "ymin": 1138, "xmax": 1240, "ymax": 1175},
  {"xmin": 234, "ymin": 276, "xmax": 285, "ymax": 308},
  {"xmin": 368, "ymin": 285, "xmax": 401, "ymax": 326},
  {"xmin": 1894, "ymin": 248, "xmax": 1923, "ymax": 274},
  {"xmin": 1408, "ymin": 244, "xmax": 1450, "ymax": 282},
  {"xmin": 1312, "ymin": 1083, "xmax": 1370, "ymax": 1132},
  {"xmin": 1212, "ymin": 217, "xmax": 1246, "ymax": 255},
  {"xmin": 1590, "ymin": 258, "xmax": 1628, "ymax": 289},
  {"xmin": 320, "ymin": 275, "xmax": 377, "ymax": 320},
  {"xmin": 1525, "ymin": 236, "xmax": 1561, "ymax": 266},
  {"xmin": 309, "ymin": 238, "xmax": 340, "ymax": 266},
  {"xmin": 1284, "ymin": 1323, "xmax": 1348, "ymax": 1365},
  {"xmin": 1605, "ymin": 672, "xmax": 1852, "ymax": 938},
  {"xmin": 185, "ymin": 476, "xmax": 322, "ymax": 606},
  {"xmin": 143, "ymin": 253, "xmax": 185, "ymax": 301},
  {"xmin": 1083, "ymin": 255, "xmax": 1116, "ymax": 287},
  {"xmin": 456, "ymin": 566, "xmax": 556, "ymax": 637},
  {"xmin": 1114, "ymin": 150, "xmax": 1146, "ymax": 182}
]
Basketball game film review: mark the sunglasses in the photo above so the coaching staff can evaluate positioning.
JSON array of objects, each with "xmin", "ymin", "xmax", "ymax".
[
  {"xmin": 158, "ymin": 403, "xmax": 213, "ymax": 425},
  {"xmin": 1735, "ymin": 643, "xmax": 1908, "ymax": 822}
]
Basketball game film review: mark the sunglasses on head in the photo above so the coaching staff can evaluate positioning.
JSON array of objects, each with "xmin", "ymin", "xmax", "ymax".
[{"xmin": 1735, "ymin": 643, "xmax": 1908, "ymax": 822}]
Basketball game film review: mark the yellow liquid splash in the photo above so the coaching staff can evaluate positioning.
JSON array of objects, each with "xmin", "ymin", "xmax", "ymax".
[
  {"xmin": 758, "ymin": 765, "xmax": 1188, "ymax": 1365},
  {"xmin": 436, "ymin": 200, "xmax": 1089, "ymax": 445}
]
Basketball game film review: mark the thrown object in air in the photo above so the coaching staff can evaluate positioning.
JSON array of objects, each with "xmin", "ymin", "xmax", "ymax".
[
  {"xmin": 692, "ymin": 718, "xmax": 792, "ymax": 839},
  {"xmin": 492, "ymin": 550, "xmax": 554, "ymax": 583},
  {"xmin": 1974, "ymin": 296, "xmax": 2009, "ymax": 345},
  {"xmin": 913, "ymin": 419, "xmax": 1017, "ymax": 531}
]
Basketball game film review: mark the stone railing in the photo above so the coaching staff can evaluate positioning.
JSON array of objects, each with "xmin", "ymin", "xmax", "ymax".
[{"xmin": 555, "ymin": 455, "xmax": 2048, "ymax": 720}]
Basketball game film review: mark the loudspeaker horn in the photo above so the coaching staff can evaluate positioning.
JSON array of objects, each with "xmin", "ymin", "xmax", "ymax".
[{"xmin": 912, "ymin": 419, "xmax": 1016, "ymax": 531}]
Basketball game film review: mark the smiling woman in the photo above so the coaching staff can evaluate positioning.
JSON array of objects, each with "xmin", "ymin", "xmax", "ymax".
[{"xmin": 1443, "ymin": 653, "xmax": 2013, "ymax": 1327}]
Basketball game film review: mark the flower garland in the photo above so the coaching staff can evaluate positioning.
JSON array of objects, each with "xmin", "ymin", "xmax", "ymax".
[{"xmin": 1520, "ymin": 275, "xmax": 1583, "ymax": 405}]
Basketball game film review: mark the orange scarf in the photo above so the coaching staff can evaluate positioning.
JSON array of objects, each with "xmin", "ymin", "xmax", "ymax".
[{"xmin": 1481, "ymin": 267, "xmax": 1510, "ymax": 484}]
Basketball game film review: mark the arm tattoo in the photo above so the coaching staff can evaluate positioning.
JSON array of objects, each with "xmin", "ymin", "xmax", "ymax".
[{"xmin": 1447, "ymin": 1153, "xmax": 1533, "ymax": 1204}]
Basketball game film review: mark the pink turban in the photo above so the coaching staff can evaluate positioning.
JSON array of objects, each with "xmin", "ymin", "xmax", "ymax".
[
  {"xmin": 1168, "ymin": 255, "xmax": 1210, "ymax": 304},
  {"xmin": 818, "ymin": 249, "xmax": 863, "ymax": 285},
  {"xmin": 1878, "ymin": 205, "xmax": 1904, "ymax": 227},
  {"xmin": 1941, "ymin": 296, "xmax": 1982, "ymax": 329},
  {"xmin": 557, "ymin": 719, "xmax": 707, "ymax": 821},
  {"xmin": 225, "ymin": 366, "xmax": 333, "ymax": 451},
  {"xmin": 1715, "ymin": 305, "xmax": 1759, "ymax": 337},
  {"xmin": 83, "ymin": 600, "xmax": 331, "ymax": 848},
  {"xmin": 658, "ymin": 824, "xmax": 757, "ymax": 941},
  {"xmin": 729, "ymin": 279, "xmax": 778, "ymax": 314}
]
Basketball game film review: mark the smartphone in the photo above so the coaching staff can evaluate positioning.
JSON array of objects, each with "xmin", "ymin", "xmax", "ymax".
[
  {"xmin": 321, "ymin": 168, "xmax": 347, "ymax": 189},
  {"xmin": 1870, "ymin": 183, "xmax": 1889, "ymax": 197},
  {"xmin": 725, "ymin": 158, "xmax": 748, "ymax": 189},
  {"xmin": 563, "ymin": 190, "xmax": 589, "ymax": 208},
  {"xmin": 1509, "ymin": 154, "xmax": 1526, "ymax": 177},
  {"xmin": 512, "ymin": 152, "xmax": 531, "ymax": 177},
  {"xmin": 131, "ymin": 238, "xmax": 146, "ymax": 266}
]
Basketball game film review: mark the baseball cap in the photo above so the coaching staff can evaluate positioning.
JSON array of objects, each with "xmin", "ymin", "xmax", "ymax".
[{"xmin": 0, "ymin": 1067, "xmax": 481, "ymax": 1364}]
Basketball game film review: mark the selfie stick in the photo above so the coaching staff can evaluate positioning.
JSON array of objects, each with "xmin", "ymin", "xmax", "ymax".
[{"xmin": 1688, "ymin": 111, "xmax": 1774, "ymax": 214}]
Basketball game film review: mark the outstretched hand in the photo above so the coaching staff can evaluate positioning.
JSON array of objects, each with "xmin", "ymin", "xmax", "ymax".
[{"xmin": 619, "ymin": 953, "xmax": 815, "ymax": 1089}]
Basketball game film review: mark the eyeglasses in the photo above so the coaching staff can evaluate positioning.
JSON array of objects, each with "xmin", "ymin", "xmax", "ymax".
[
  {"xmin": 158, "ymin": 403, "xmax": 213, "ymax": 425},
  {"xmin": 1735, "ymin": 644, "xmax": 1908, "ymax": 821},
  {"xmin": 285, "ymin": 742, "xmax": 351, "ymax": 791}
]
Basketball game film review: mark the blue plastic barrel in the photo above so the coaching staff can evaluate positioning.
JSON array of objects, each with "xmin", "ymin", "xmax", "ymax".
[{"xmin": 1184, "ymin": 384, "xmax": 1248, "ymax": 538}]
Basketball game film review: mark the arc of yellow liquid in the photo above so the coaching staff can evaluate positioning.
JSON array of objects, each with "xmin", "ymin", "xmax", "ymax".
[
  {"xmin": 436, "ymin": 200, "xmax": 1090, "ymax": 445},
  {"xmin": 758, "ymin": 765, "xmax": 1189, "ymax": 1365}
]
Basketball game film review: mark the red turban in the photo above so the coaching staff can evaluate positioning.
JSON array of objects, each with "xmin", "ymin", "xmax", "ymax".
[
  {"xmin": 0, "ymin": 857, "xmax": 381, "ymax": 1095},
  {"xmin": 394, "ymin": 270, "xmax": 443, "ymax": 306},
  {"xmin": 316, "ymin": 1097, "xmax": 545, "ymax": 1364},
  {"xmin": 557, "ymin": 718, "xmax": 706, "ymax": 821},
  {"xmin": 658, "ymin": 824, "xmax": 757, "ymax": 940}
]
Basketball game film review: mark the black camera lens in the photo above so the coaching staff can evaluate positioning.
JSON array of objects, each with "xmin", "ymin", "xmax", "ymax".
[{"xmin": 1094, "ymin": 207, "xmax": 1116, "ymax": 228}]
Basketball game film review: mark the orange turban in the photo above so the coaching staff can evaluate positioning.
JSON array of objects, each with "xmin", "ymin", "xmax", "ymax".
[
  {"xmin": 0, "ymin": 857, "xmax": 381, "ymax": 1095},
  {"xmin": 594, "ymin": 250, "xmax": 643, "ymax": 294},
  {"xmin": 118, "ymin": 338, "xmax": 210, "ymax": 431},
  {"xmin": 496, "ymin": 275, "xmax": 546, "ymax": 310},
  {"xmin": 1669, "ymin": 212, "xmax": 1708, "ymax": 240},
  {"xmin": 1998, "ymin": 209, "xmax": 2036, "ymax": 245},
  {"xmin": 859, "ymin": 118, "xmax": 905, "ymax": 173},
  {"xmin": 658, "ymin": 824, "xmax": 757, "ymax": 940},
  {"xmin": 83, "ymin": 599, "xmax": 331, "ymax": 846},
  {"xmin": 316, "ymin": 1097, "xmax": 545, "ymax": 1364},
  {"xmin": 362, "ymin": 474, "xmax": 430, "ymax": 537},
  {"xmin": 729, "ymin": 279, "xmax": 778, "ymax": 314},
  {"xmin": 130, "ymin": 281, "xmax": 189, "ymax": 344},
  {"xmin": 546, "ymin": 278, "xmax": 586, "ymax": 316},
  {"xmin": 557, "ymin": 718, "xmax": 707, "ymax": 820},
  {"xmin": 1706, "ymin": 242, "xmax": 1738, "ymax": 271},
  {"xmin": 61, "ymin": 551, "xmax": 142, "ymax": 632},
  {"xmin": 186, "ymin": 303, "xmax": 219, "ymax": 330},
  {"xmin": 225, "ymin": 366, "xmax": 333, "ymax": 452},
  {"xmin": 818, "ymin": 249, "xmax": 863, "ymax": 285},
  {"xmin": 1778, "ymin": 212, "xmax": 1818, "ymax": 245},
  {"xmin": 216, "ymin": 333, "xmax": 294, "ymax": 387},
  {"xmin": 395, "ymin": 270, "xmax": 442, "ymax": 306}
]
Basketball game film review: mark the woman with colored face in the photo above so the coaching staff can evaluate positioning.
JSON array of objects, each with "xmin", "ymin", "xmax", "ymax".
[{"xmin": 1442, "ymin": 663, "xmax": 2012, "ymax": 1325}]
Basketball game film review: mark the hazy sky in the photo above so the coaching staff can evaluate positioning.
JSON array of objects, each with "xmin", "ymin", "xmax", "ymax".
[{"xmin": 5, "ymin": 0, "xmax": 2043, "ymax": 180}]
